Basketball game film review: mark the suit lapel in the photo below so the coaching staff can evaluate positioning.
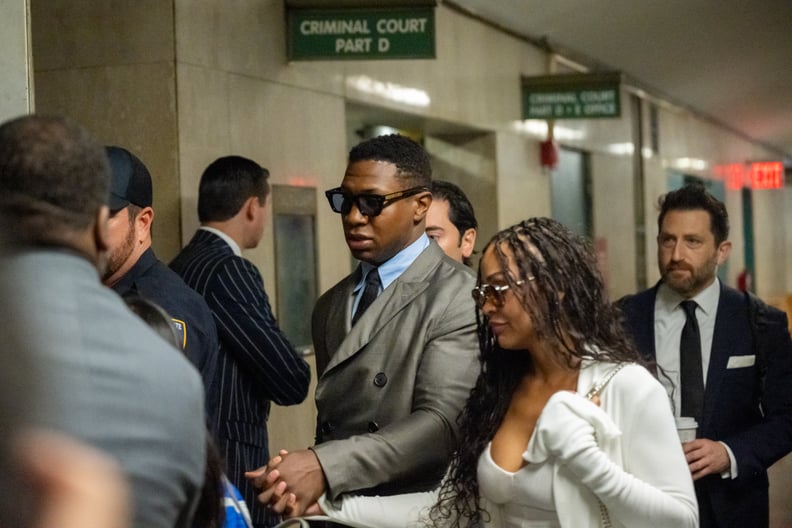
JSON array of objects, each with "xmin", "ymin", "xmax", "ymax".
[
  {"xmin": 324, "ymin": 276, "xmax": 354, "ymax": 361},
  {"xmin": 624, "ymin": 286, "xmax": 658, "ymax": 359},
  {"xmin": 323, "ymin": 244, "xmax": 440, "ymax": 374},
  {"xmin": 703, "ymin": 284, "xmax": 742, "ymax": 430}
]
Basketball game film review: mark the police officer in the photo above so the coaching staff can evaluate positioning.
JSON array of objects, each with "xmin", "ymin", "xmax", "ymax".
[{"xmin": 103, "ymin": 146, "xmax": 222, "ymax": 426}]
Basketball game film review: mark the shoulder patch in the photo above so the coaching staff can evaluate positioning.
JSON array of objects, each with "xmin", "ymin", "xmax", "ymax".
[{"xmin": 171, "ymin": 318, "xmax": 187, "ymax": 349}]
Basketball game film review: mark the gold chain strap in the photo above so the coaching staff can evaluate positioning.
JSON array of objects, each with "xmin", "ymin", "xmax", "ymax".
[
  {"xmin": 599, "ymin": 498, "xmax": 613, "ymax": 528},
  {"xmin": 585, "ymin": 363, "xmax": 626, "ymax": 400}
]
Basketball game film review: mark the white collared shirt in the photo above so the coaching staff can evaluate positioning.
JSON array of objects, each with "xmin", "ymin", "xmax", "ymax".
[
  {"xmin": 654, "ymin": 278, "xmax": 720, "ymax": 415},
  {"xmin": 654, "ymin": 277, "xmax": 737, "ymax": 478}
]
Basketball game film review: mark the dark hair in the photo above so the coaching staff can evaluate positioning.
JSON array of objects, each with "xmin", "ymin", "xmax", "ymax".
[
  {"xmin": 348, "ymin": 134, "xmax": 432, "ymax": 187},
  {"xmin": 430, "ymin": 180, "xmax": 478, "ymax": 234},
  {"xmin": 112, "ymin": 203, "xmax": 143, "ymax": 225},
  {"xmin": 657, "ymin": 184, "xmax": 729, "ymax": 245},
  {"xmin": 198, "ymin": 156, "xmax": 270, "ymax": 223},
  {"xmin": 0, "ymin": 115, "xmax": 109, "ymax": 244},
  {"xmin": 124, "ymin": 295, "xmax": 181, "ymax": 349},
  {"xmin": 431, "ymin": 217, "xmax": 645, "ymax": 527},
  {"xmin": 194, "ymin": 435, "xmax": 225, "ymax": 528}
]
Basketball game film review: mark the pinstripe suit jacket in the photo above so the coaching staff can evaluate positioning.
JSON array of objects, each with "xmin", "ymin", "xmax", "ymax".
[{"xmin": 170, "ymin": 229, "xmax": 310, "ymax": 525}]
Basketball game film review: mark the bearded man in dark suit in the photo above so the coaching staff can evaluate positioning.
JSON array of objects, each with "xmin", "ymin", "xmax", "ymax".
[{"xmin": 619, "ymin": 184, "xmax": 792, "ymax": 528}]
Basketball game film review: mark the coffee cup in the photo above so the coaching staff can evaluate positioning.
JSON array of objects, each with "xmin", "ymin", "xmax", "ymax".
[{"xmin": 675, "ymin": 417, "xmax": 698, "ymax": 442}]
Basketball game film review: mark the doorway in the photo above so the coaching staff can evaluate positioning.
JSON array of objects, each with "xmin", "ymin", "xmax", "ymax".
[{"xmin": 551, "ymin": 147, "xmax": 592, "ymax": 238}]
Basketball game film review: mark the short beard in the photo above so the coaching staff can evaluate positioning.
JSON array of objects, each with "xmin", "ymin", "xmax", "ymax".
[
  {"xmin": 662, "ymin": 260, "xmax": 717, "ymax": 297},
  {"xmin": 102, "ymin": 224, "xmax": 136, "ymax": 282}
]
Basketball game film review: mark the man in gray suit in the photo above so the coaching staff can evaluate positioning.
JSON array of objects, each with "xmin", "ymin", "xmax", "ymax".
[
  {"xmin": 0, "ymin": 115, "xmax": 206, "ymax": 528},
  {"xmin": 250, "ymin": 134, "xmax": 480, "ymax": 516}
]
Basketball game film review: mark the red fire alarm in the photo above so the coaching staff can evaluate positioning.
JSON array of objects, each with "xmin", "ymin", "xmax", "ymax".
[{"xmin": 540, "ymin": 139, "xmax": 559, "ymax": 169}]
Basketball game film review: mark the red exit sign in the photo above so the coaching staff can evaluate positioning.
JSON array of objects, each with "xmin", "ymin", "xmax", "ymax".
[{"xmin": 714, "ymin": 162, "xmax": 784, "ymax": 190}]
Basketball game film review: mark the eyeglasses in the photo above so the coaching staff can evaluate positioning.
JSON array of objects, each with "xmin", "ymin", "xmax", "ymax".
[
  {"xmin": 325, "ymin": 186, "xmax": 429, "ymax": 217},
  {"xmin": 471, "ymin": 278, "xmax": 532, "ymax": 309}
]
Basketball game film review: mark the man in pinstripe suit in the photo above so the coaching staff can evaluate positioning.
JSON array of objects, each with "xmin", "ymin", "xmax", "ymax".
[{"xmin": 170, "ymin": 155, "xmax": 311, "ymax": 528}]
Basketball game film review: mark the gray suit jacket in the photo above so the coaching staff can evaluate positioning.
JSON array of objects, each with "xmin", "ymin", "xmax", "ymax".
[
  {"xmin": 312, "ymin": 242, "xmax": 480, "ymax": 500},
  {"xmin": 1, "ymin": 249, "xmax": 206, "ymax": 528}
]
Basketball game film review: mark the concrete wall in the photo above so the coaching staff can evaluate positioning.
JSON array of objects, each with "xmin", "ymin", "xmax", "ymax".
[
  {"xmin": 1, "ymin": 0, "xmax": 33, "ymax": 121},
  {"xmin": 31, "ymin": 0, "xmax": 182, "ymax": 260},
  {"xmin": 591, "ymin": 152, "xmax": 636, "ymax": 299}
]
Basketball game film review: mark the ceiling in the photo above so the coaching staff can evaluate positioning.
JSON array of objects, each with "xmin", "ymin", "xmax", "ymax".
[{"xmin": 446, "ymin": 0, "xmax": 792, "ymax": 162}]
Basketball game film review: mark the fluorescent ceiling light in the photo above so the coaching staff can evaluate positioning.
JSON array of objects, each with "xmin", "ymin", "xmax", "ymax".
[
  {"xmin": 346, "ymin": 75, "xmax": 430, "ymax": 107},
  {"xmin": 511, "ymin": 120, "xmax": 585, "ymax": 141}
]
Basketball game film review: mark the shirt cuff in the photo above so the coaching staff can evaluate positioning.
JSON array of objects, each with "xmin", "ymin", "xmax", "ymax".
[{"xmin": 718, "ymin": 441, "xmax": 738, "ymax": 479}]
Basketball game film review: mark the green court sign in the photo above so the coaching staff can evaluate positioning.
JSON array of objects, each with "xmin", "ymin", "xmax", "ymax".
[
  {"xmin": 288, "ymin": 7, "xmax": 435, "ymax": 60},
  {"xmin": 521, "ymin": 72, "xmax": 622, "ymax": 119}
]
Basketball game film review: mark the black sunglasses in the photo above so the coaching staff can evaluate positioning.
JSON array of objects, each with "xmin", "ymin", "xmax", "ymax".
[{"xmin": 325, "ymin": 186, "xmax": 429, "ymax": 217}]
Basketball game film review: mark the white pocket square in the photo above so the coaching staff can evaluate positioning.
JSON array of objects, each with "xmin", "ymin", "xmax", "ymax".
[{"xmin": 727, "ymin": 355, "xmax": 756, "ymax": 369}]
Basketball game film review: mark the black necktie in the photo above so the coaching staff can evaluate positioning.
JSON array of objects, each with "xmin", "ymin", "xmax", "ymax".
[
  {"xmin": 680, "ymin": 300, "xmax": 704, "ymax": 420},
  {"xmin": 352, "ymin": 269, "xmax": 381, "ymax": 326}
]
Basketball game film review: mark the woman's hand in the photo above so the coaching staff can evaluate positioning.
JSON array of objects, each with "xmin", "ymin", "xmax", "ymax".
[
  {"xmin": 304, "ymin": 501, "xmax": 325, "ymax": 516},
  {"xmin": 270, "ymin": 494, "xmax": 325, "ymax": 518}
]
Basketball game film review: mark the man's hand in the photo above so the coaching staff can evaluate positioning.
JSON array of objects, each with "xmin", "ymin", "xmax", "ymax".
[
  {"xmin": 246, "ymin": 448, "xmax": 326, "ymax": 516},
  {"xmin": 683, "ymin": 438, "xmax": 730, "ymax": 480}
]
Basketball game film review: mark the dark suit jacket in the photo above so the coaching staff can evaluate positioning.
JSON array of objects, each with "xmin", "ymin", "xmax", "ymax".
[
  {"xmin": 111, "ymin": 247, "xmax": 222, "ymax": 424},
  {"xmin": 312, "ymin": 242, "xmax": 480, "ymax": 500},
  {"xmin": 170, "ymin": 229, "xmax": 311, "ymax": 525},
  {"xmin": 619, "ymin": 282, "xmax": 792, "ymax": 528}
]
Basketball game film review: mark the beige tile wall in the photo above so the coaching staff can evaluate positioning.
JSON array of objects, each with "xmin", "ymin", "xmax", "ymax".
[
  {"xmin": 495, "ymin": 131, "xmax": 550, "ymax": 228},
  {"xmin": 753, "ymin": 189, "xmax": 789, "ymax": 299},
  {"xmin": 591, "ymin": 153, "xmax": 636, "ymax": 299},
  {"xmin": 1, "ymin": 0, "xmax": 33, "ymax": 122},
  {"xmin": 32, "ymin": 0, "xmax": 183, "ymax": 259}
]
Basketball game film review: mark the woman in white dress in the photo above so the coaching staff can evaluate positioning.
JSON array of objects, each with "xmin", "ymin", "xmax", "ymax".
[{"xmin": 269, "ymin": 217, "xmax": 698, "ymax": 528}]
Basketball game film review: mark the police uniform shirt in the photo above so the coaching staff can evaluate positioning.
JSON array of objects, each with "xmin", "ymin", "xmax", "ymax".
[{"xmin": 111, "ymin": 247, "xmax": 221, "ymax": 419}]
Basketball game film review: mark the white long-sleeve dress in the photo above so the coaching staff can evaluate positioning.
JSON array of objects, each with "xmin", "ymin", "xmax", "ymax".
[{"xmin": 315, "ymin": 360, "xmax": 698, "ymax": 528}]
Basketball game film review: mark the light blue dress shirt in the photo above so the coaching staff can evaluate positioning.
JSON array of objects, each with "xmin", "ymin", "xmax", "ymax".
[{"xmin": 351, "ymin": 233, "xmax": 431, "ymax": 318}]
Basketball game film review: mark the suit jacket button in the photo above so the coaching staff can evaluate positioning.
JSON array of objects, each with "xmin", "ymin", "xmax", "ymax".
[
  {"xmin": 321, "ymin": 421, "xmax": 335, "ymax": 434},
  {"xmin": 373, "ymin": 372, "xmax": 387, "ymax": 387},
  {"xmin": 368, "ymin": 421, "xmax": 379, "ymax": 433}
]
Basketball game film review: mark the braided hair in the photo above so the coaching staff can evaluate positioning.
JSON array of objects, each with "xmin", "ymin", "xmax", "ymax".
[{"xmin": 429, "ymin": 217, "xmax": 645, "ymax": 526}]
